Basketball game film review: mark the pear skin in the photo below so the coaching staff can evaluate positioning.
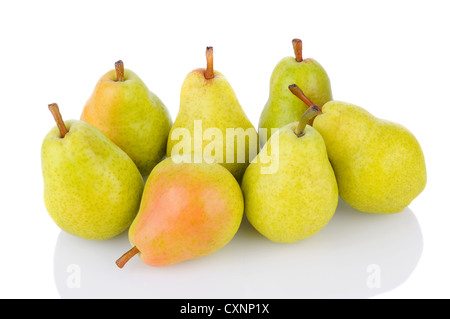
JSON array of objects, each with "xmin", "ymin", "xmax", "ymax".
[
  {"xmin": 313, "ymin": 101, "xmax": 427, "ymax": 214},
  {"xmin": 42, "ymin": 104, "xmax": 144, "ymax": 240},
  {"xmin": 166, "ymin": 47, "xmax": 258, "ymax": 183},
  {"xmin": 242, "ymin": 121, "xmax": 338, "ymax": 243},
  {"xmin": 116, "ymin": 155, "xmax": 244, "ymax": 268},
  {"xmin": 288, "ymin": 84, "xmax": 427, "ymax": 214},
  {"xmin": 81, "ymin": 61, "xmax": 172, "ymax": 177},
  {"xmin": 259, "ymin": 39, "xmax": 332, "ymax": 146}
]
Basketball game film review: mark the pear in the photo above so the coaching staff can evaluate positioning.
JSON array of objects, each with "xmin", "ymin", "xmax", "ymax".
[
  {"xmin": 289, "ymin": 85, "xmax": 427, "ymax": 214},
  {"xmin": 81, "ymin": 60, "xmax": 172, "ymax": 177},
  {"xmin": 115, "ymin": 154, "xmax": 244, "ymax": 268},
  {"xmin": 166, "ymin": 47, "xmax": 258, "ymax": 183},
  {"xmin": 259, "ymin": 39, "xmax": 332, "ymax": 146},
  {"xmin": 242, "ymin": 105, "xmax": 338, "ymax": 243},
  {"xmin": 42, "ymin": 104, "xmax": 144, "ymax": 240}
]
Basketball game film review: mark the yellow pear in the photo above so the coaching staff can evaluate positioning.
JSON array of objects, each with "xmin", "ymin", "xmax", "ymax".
[
  {"xmin": 259, "ymin": 39, "xmax": 332, "ymax": 146},
  {"xmin": 242, "ymin": 105, "xmax": 338, "ymax": 243},
  {"xmin": 166, "ymin": 47, "xmax": 258, "ymax": 183},
  {"xmin": 289, "ymin": 84, "xmax": 427, "ymax": 214},
  {"xmin": 42, "ymin": 104, "xmax": 143, "ymax": 240}
]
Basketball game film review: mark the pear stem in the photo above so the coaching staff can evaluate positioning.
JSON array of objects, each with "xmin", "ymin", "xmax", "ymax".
[
  {"xmin": 288, "ymin": 84, "xmax": 322, "ymax": 136},
  {"xmin": 48, "ymin": 103, "xmax": 68, "ymax": 138},
  {"xmin": 294, "ymin": 105, "xmax": 322, "ymax": 137},
  {"xmin": 204, "ymin": 46, "xmax": 214, "ymax": 80},
  {"xmin": 115, "ymin": 60, "xmax": 125, "ymax": 82},
  {"xmin": 116, "ymin": 246, "xmax": 140, "ymax": 269},
  {"xmin": 292, "ymin": 39, "xmax": 303, "ymax": 62},
  {"xmin": 289, "ymin": 84, "xmax": 317, "ymax": 108}
]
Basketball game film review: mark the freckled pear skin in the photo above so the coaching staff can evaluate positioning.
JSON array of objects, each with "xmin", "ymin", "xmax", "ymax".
[
  {"xmin": 42, "ymin": 116, "xmax": 144, "ymax": 241},
  {"xmin": 166, "ymin": 47, "xmax": 258, "ymax": 183},
  {"xmin": 258, "ymin": 39, "xmax": 332, "ymax": 146},
  {"xmin": 81, "ymin": 61, "xmax": 172, "ymax": 177},
  {"xmin": 242, "ymin": 123, "xmax": 338, "ymax": 243},
  {"xmin": 117, "ymin": 155, "xmax": 244, "ymax": 268},
  {"xmin": 313, "ymin": 101, "xmax": 427, "ymax": 214}
]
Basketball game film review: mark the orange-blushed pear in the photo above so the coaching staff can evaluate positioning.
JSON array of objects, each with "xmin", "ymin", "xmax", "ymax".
[
  {"xmin": 116, "ymin": 154, "xmax": 244, "ymax": 268},
  {"xmin": 81, "ymin": 60, "xmax": 172, "ymax": 177}
]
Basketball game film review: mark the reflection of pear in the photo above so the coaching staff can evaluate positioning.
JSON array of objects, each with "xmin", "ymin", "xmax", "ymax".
[
  {"xmin": 81, "ymin": 60, "xmax": 172, "ymax": 177},
  {"xmin": 166, "ymin": 47, "xmax": 258, "ymax": 183},
  {"xmin": 259, "ymin": 39, "xmax": 332, "ymax": 146},
  {"xmin": 53, "ymin": 202, "xmax": 423, "ymax": 298},
  {"xmin": 289, "ymin": 85, "xmax": 427, "ymax": 214},
  {"xmin": 42, "ymin": 104, "xmax": 143, "ymax": 241},
  {"xmin": 242, "ymin": 105, "xmax": 338, "ymax": 243},
  {"xmin": 237, "ymin": 202, "xmax": 424, "ymax": 298}
]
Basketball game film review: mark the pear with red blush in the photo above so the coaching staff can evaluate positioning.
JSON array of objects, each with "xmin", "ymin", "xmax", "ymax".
[{"xmin": 116, "ymin": 154, "xmax": 244, "ymax": 268}]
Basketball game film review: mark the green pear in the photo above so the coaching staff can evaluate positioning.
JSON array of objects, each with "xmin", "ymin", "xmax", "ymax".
[
  {"xmin": 42, "ymin": 104, "xmax": 144, "ymax": 240},
  {"xmin": 259, "ymin": 39, "xmax": 332, "ymax": 146},
  {"xmin": 289, "ymin": 85, "xmax": 427, "ymax": 214},
  {"xmin": 242, "ymin": 106, "xmax": 338, "ymax": 243},
  {"xmin": 81, "ymin": 60, "xmax": 172, "ymax": 177},
  {"xmin": 166, "ymin": 47, "xmax": 258, "ymax": 183},
  {"xmin": 116, "ymin": 154, "xmax": 244, "ymax": 268}
]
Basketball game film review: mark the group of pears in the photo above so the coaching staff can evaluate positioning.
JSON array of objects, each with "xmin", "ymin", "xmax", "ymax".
[{"xmin": 42, "ymin": 39, "xmax": 426, "ymax": 268}]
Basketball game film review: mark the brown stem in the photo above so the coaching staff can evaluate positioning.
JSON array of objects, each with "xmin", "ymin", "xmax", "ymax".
[
  {"xmin": 292, "ymin": 39, "xmax": 303, "ymax": 62},
  {"xmin": 48, "ymin": 103, "xmax": 69, "ymax": 138},
  {"xmin": 204, "ymin": 46, "xmax": 214, "ymax": 80},
  {"xmin": 294, "ymin": 105, "xmax": 322, "ymax": 137},
  {"xmin": 115, "ymin": 60, "xmax": 125, "ymax": 81},
  {"xmin": 116, "ymin": 246, "xmax": 140, "ymax": 269},
  {"xmin": 289, "ymin": 84, "xmax": 317, "ymax": 108}
]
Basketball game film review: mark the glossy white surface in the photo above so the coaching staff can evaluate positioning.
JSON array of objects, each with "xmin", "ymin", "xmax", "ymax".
[{"xmin": 53, "ymin": 200, "xmax": 423, "ymax": 299}]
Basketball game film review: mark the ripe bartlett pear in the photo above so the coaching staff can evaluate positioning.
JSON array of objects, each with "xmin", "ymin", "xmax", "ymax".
[
  {"xmin": 42, "ymin": 104, "xmax": 144, "ymax": 240},
  {"xmin": 166, "ymin": 47, "xmax": 258, "ymax": 183},
  {"xmin": 116, "ymin": 154, "xmax": 244, "ymax": 268},
  {"xmin": 81, "ymin": 60, "xmax": 172, "ymax": 177},
  {"xmin": 259, "ymin": 39, "xmax": 332, "ymax": 146},
  {"xmin": 289, "ymin": 85, "xmax": 427, "ymax": 214},
  {"xmin": 242, "ymin": 105, "xmax": 338, "ymax": 243}
]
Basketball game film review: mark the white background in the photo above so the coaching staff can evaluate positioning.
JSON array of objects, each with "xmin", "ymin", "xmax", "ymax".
[{"xmin": 1, "ymin": 0, "xmax": 449, "ymax": 299}]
